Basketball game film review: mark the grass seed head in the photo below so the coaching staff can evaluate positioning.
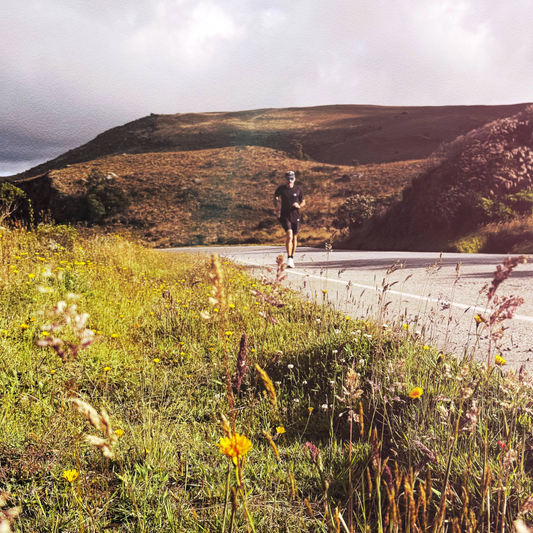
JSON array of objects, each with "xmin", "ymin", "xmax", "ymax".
[
  {"xmin": 263, "ymin": 431, "xmax": 281, "ymax": 462},
  {"xmin": 71, "ymin": 399, "xmax": 104, "ymax": 431},
  {"xmin": 255, "ymin": 364, "xmax": 277, "ymax": 411}
]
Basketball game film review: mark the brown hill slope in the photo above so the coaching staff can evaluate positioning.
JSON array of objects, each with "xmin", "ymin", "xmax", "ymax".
[
  {"xmin": 17, "ymin": 146, "xmax": 425, "ymax": 247},
  {"xmin": 12, "ymin": 103, "xmax": 529, "ymax": 181},
  {"xmin": 344, "ymin": 105, "xmax": 533, "ymax": 252}
]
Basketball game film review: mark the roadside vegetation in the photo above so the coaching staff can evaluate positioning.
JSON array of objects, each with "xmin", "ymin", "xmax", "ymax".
[{"xmin": 1, "ymin": 222, "xmax": 533, "ymax": 532}]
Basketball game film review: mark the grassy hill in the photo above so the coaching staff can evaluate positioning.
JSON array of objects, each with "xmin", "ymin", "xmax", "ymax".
[
  {"xmin": 16, "ymin": 146, "xmax": 425, "ymax": 247},
  {"xmin": 345, "ymin": 105, "xmax": 533, "ymax": 253},
  {"xmin": 6, "ymin": 103, "xmax": 531, "ymax": 247}
]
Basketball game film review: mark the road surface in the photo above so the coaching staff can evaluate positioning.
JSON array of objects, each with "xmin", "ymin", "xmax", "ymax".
[{"xmin": 165, "ymin": 246, "xmax": 533, "ymax": 369}]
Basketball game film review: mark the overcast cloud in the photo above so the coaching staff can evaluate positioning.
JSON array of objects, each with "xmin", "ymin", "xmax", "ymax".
[{"xmin": 2, "ymin": 0, "xmax": 532, "ymax": 175}]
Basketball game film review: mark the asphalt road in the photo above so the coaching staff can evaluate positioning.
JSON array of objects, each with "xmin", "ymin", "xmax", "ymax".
[{"xmin": 165, "ymin": 246, "xmax": 533, "ymax": 369}]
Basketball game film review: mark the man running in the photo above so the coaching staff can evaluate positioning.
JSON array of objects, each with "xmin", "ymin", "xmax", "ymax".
[{"xmin": 273, "ymin": 171, "xmax": 305, "ymax": 268}]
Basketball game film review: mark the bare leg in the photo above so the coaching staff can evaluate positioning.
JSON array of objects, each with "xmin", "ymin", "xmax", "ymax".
[
  {"xmin": 285, "ymin": 230, "xmax": 294, "ymax": 257},
  {"xmin": 292, "ymin": 234, "xmax": 298, "ymax": 256}
]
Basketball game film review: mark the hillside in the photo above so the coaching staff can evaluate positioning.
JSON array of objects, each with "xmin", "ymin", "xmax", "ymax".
[
  {"xmin": 16, "ymin": 146, "xmax": 425, "ymax": 247},
  {"xmin": 345, "ymin": 105, "xmax": 533, "ymax": 252},
  {"xmin": 11, "ymin": 103, "xmax": 528, "ymax": 180},
  {"xmin": 6, "ymin": 103, "xmax": 532, "ymax": 247}
]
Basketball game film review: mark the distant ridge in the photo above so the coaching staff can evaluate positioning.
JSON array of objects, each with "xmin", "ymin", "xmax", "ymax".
[{"xmin": 11, "ymin": 103, "xmax": 529, "ymax": 181}]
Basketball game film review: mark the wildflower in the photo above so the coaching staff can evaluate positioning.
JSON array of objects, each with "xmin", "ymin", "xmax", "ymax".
[
  {"xmin": 217, "ymin": 433, "xmax": 252, "ymax": 465},
  {"xmin": 103, "ymin": 367, "xmax": 111, "ymax": 372},
  {"xmin": 229, "ymin": 303, "xmax": 235, "ymax": 308},
  {"xmin": 293, "ymin": 398, "xmax": 300, "ymax": 403},
  {"xmin": 114, "ymin": 429, "xmax": 124, "ymax": 439},
  {"xmin": 287, "ymin": 364, "xmax": 294, "ymax": 369},
  {"xmin": 153, "ymin": 358, "xmax": 160, "ymax": 363},
  {"xmin": 62, "ymin": 469, "xmax": 79, "ymax": 482},
  {"xmin": 495, "ymin": 355, "xmax": 507, "ymax": 366},
  {"xmin": 50, "ymin": 369, "xmax": 56, "ymax": 375},
  {"xmin": 225, "ymin": 331, "xmax": 233, "ymax": 336},
  {"xmin": 276, "ymin": 426, "xmax": 286, "ymax": 434},
  {"xmin": 322, "ymin": 290, "xmax": 328, "ymax": 294},
  {"xmin": 424, "ymin": 345, "xmax": 429, "ymax": 350},
  {"xmin": 321, "ymin": 403, "xmax": 329, "ymax": 410},
  {"xmin": 20, "ymin": 324, "xmax": 30, "ymax": 330},
  {"xmin": 41, "ymin": 331, "xmax": 50, "ymax": 336},
  {"xmin": 110, "ymin": 333, "xmax": 119, "ymax": 338},
  {"xmin": 28, "ymin": 273, "xmax": 35, "ymax": 278},
  {"xmin": 409, "ymin": 387, "xmax": 424, "ymax": 399},
  {"xmin": 402, "ymin": 324, "xmax": 409, "ymax": 330},
  {"xmin": 302, "ymin": 380, "xmax": 308, "ymax": 385},
  {"xmin": 308, "ymin": 407, "xmax": 314, "ymax": 414}
]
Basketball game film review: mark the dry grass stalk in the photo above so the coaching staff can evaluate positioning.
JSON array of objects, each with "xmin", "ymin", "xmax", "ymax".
[
  {"xmin": 233, "ymin": 334, "xmax": 248, "ymax": 394},
  {"xmin": 487, "ymin": 256, "xmax": 528, "ymax": 302},
  {"xmin": 262, "ymin": 431, "xmax": 280, "ymax": 463},
  {"xmin": 209, "ymin": 254, "xmax": 226, "ymax": 311},
  {"xmin": 71, "ymin": 399, "xmax": 118, "ymax": 459},
  {"xmin": 255, "ymin": 364, "xmax": 277, "ymax": 411}
]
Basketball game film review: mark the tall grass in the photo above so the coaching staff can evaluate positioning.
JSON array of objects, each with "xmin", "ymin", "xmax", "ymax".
[{"xmin": 1, "ymin": 224, "xmax": 533, "ymax": 532}]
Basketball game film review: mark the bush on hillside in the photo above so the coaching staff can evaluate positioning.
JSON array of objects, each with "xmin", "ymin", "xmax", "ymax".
[
  {"xmin": 85, "ymin": 169, "xmax": 130, "ymax": 222},
  {"xmin": 333, "ymin": 194, "xmax": 376, "ymax": 230},
  {"xmin": 0, "ymin": 182, "xmax": 26, "ymax": 225}
]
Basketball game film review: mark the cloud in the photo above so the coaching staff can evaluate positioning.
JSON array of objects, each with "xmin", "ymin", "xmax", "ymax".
[{"xmin": 1, "ymin": 0, "xmax": 532, "ymax": 174}]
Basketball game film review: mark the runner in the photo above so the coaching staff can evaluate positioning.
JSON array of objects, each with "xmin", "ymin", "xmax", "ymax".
[{"xmin": 273, "ymin": 171, "xmax": 305, "ymax": 268}]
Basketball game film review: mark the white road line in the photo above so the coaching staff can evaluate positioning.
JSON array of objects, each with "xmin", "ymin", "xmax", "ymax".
[{"xmin": 236, "ymin": 257, "xmax": 533, "ymax": 324}]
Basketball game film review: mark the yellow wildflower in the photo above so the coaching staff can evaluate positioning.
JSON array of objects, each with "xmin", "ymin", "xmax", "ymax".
[
  {"xmin": 110, "ymin": 333, "xmax": 119, "ymax": 338},
  {"xmin": 63, "ymin": 469, "xmax": 79, "ymax": 483},
  {"xmin": 402, "ymin": 324, "xmax": 409, "ymax": 331},
  {"xmin": 423, "ymin": 345, "xmax": 429, "ymax": 350},
  {"xmin": 495, "ymin": 355, "xmax": 507, "ymax": 366},
  {"xmin": 308, "ymin": 407, "xmax": 314, "ymax": 414},
  {"xmin": 276, "ymin": 426, "xmax": 286, "ymax": 434},
  {"xmin": 217, "ymin": 433, "xmax": 252, "ymax": 465},
  {"xmin": 20, "ymin": 323, "xmax": 30, "ymax": 330},
  {"xmin": 114, "ymin": 429, "xmax": 124, "ymax": 439},
  {"xmin": 153, "ymin": 358, "xmax": 160, "ymax": 363},
  {"xmin": 408, "ymin": 387, "xmax": 423, "ymax": 399},
  {"xmin": 103, "ymin": 367, "xmax": 111, "ymax": 372}
]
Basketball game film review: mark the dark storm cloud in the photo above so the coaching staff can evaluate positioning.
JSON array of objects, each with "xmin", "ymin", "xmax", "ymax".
[{"xmin": 1, "ymin": 0, "xmax": 532, "ymax": 175}]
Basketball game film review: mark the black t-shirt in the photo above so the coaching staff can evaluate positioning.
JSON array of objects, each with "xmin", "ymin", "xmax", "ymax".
[{"xmin": 274, "ymin": 184, "xmax": 304, "ymax": 222}]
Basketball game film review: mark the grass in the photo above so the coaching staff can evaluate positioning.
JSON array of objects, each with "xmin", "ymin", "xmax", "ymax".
[
  {"xmin": 1, "ymin": 223, "xmax": 533, "ymax": 532},
  {"xmin": 19, "ymin": 147, "xmax": 425, "ymax": 247}
]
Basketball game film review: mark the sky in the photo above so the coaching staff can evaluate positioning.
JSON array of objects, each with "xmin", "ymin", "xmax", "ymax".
[{"xmin": 2, "ymin": 0, "xmax": 533, "ymax": 175}]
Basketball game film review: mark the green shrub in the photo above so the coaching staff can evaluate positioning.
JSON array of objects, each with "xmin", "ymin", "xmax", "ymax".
[
  {"xmin": 333, "ymin": 194, "xmax": 376, "ymax": 230},
  {"xmin": 0, "ymin": 182, "xmax": 26, "ymax": 225},
  {"xmin": 85, "ymin": 169, "xmax": 130, "ymax": 222}
]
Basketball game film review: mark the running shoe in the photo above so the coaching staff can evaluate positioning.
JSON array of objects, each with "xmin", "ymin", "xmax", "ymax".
[{"xmin": 287, "ymin": 257, "xmax": 295, "ymax": 268}]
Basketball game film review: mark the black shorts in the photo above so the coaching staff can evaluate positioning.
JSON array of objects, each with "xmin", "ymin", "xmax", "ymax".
[{"xmin": 279, "ymin": 216, "xmax": 300, "ymax": 235}]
